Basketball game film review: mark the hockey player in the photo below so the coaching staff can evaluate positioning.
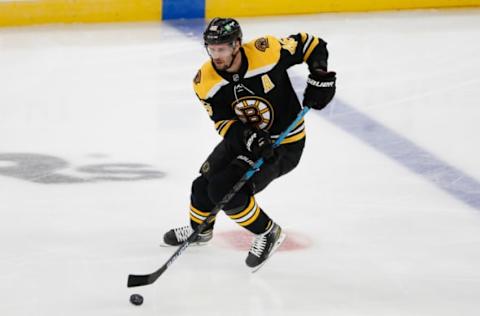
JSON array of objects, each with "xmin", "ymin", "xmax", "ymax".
[{"xmin": 163, "ymin": 18, "xmax": 336, "ymax": 270}]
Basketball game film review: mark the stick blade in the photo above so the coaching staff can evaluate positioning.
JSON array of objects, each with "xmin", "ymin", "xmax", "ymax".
[{"xmin": 127, "ymin": 274, "xmax": 154, "ymax": 287}]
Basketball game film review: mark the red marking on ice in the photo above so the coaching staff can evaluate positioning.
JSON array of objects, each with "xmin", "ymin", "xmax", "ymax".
[{"xmin": 215, "ymin": 230, "xmax": 312, "ymax": 251}]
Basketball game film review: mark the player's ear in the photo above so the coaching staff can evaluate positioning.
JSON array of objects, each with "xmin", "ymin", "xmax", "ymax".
[{"xmin": 234, "ymin": 39, "xmax": 242, "ymax": 50}]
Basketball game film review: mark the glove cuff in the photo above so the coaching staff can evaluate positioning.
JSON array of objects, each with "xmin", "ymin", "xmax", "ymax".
[{"xmin": 307, "ymin": 75, "xmax": 335, "ymax": 88}]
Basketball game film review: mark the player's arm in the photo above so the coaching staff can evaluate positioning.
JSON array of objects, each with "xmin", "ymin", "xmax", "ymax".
[
  {"xmin": 192, "ymin": 68, "xmax": 245, "ymax": 150},
  {"xmin": 277, "ymin": 33, "xmax": 328, "ymax": 69},
  {"xmin": 194, "ymin": 93, "xmax": 244, "ymax": 148},
  {"xmin": 279, "ymin": 33, "xmax": 336, "ymax": 110}
]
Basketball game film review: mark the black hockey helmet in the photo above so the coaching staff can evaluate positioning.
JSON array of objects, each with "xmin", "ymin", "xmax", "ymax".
[{"xmin": 203, "ymin": 17, "xmax": 242, "ymax": 46}]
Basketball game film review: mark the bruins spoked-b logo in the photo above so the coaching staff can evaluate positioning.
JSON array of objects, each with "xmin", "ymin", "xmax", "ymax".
[
  {"xmin": 255, "ymin": 37, "xmax": 269, "ymax": 52},
  {"xmin": 232, "ymin": 96, "xmax": 274, "ymax": 130}
]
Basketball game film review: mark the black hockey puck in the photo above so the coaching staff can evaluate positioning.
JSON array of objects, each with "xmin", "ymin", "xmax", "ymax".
[{"xmin": 130, "ymin": 294, "xmax": 143, "ymax": 306}]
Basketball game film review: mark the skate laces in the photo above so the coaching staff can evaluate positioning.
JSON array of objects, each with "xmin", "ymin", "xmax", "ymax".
[
  {"xmin": 249, "ymin": 234, "xmax": 268, "ymax": 258},
  {"xmin": 173, "ymin": 226, "xmax": 193, "ymax": 242}
]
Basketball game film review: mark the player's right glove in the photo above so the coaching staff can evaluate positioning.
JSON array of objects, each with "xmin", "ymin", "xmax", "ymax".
[
  {"xmin": 243, "ymin": 128, "xmax": 274, "ymax": 160},
  {"xmin": 303, "ymin": 69, "xmax": 336, "ymax": 110}
]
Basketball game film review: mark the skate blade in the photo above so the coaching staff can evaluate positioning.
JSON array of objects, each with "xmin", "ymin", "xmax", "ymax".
[
  {"xmin": 159, "ymin": 240, "xmax": 210, "ymax": 247},
  {"xmin": 250, "ymin": 232, "xmax": 286, "ymax": 273}
]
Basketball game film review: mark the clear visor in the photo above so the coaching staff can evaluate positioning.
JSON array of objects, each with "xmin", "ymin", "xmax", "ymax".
[{"xmin": 206, "ymin": 43, "xmax": 235, "ymax": 58}]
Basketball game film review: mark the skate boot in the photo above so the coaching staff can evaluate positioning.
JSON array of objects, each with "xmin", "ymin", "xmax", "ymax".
[
  {"xmin": 245, "ymin": 222, "xmax": 286, "ymax": 272},
  {"xmin": 162, "ymin": 226, "xmax": 212, "ymax": 247}
]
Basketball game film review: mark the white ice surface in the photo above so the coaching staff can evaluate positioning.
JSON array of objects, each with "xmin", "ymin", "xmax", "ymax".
[{"xmin": 1, "ymin": 9, "xmax": 480, "ymax": 316}]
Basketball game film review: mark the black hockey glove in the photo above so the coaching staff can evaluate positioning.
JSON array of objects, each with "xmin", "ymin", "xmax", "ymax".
[
  {"xmin": 303, "ymin": 69, "xmax": 336, "ymax": 110},
  {"xmin": 243, "ymin": 128, "xmax": 274, "ymax": 160}
]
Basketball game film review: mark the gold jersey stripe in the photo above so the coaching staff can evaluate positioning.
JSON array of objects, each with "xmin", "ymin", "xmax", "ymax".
[
  {"xmin": 229, "ymin": 197, "xmax": 256, "ymax": 219},
  {"xmin": 215, "ymin": 120, "xmax": 232, "ymax": 130},
  {"xmin": 239, "ymin": 207, "xmax": 261, "ymax": 227},
  {"xmin": 190, "ymin": 205, "xmax": 210, "ymax": 217},
  {"xmin": 294, "ymin": 118, "xmax": 304, "ymax": 128},
  {"xmin": 303, "ymin": 36, "xmax": 320, "ymax": 62},
  {"xmin": 300, "ymin": 33, "xmax": 308, "ymax": 43},
  {"xmin": 280, "ymin": 130, "xmax": 306, "ymax": 144},
  {"xmin": 271, "ymin": 118, "xmax": 305, "ymax": 144},
  {"xmin": 214, "ymin": 120, "xmax": 226, "ymax": 129},
  {"xmin": 218, "ymin": 120, "xmax": 236, "ymax": 137},
  {"xmin": 215, "ymin": 121, "xmax": 229, "ymax": 133}
]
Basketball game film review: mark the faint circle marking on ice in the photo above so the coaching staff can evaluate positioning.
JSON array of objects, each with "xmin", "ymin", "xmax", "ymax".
[{"xmin": 216, "ymin": 230, "xmax": 313, "ymax": 251}]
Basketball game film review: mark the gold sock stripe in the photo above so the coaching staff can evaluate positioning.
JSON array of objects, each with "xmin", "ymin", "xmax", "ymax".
[
  {"xmin": 228, "ymin": 197, "xmax": 261, "ymax": 227},
  {"xmin": 228, "ymin": 197, "xmax": 256, "ymax": 220},
  {"xmin": 190, "ymin": 205, "xmax": 216, "ymax": 225},
  {"xmin": 190, "ymin": 210, "xmax": 206, "ymax": 221},
  {"xmin": 190, "ymin": 205, "xmax": 210, "ymax": 217},
  {"xmin": 190, "ymin": 206, "xmax": 207, "ymax": 224},
  {"xmin": 234, "ymin": 204, "xmax": 258, "ymax": 224},
  {"xmin": 190, "ymin": 214, "xmax": 203, "ymax": 224},
  {"xmin": 190, "ymin": 212, "xmax": 216, "ymax": 224},
  {"xmin": 239, "ymin": 207, "xmax": 261, "ymax": 227}
]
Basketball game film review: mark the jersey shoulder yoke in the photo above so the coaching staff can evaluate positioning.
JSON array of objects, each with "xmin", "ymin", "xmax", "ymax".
[
  {"xmin": 193, "ymin": 61, "xmax": 228, "ymax": 100},
  {"xmin": 243, "ymin": 35, "xmax": 282, "ymax": 78}
]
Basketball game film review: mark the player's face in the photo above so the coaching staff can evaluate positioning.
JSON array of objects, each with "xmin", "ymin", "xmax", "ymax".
[{"xmin": 206, "ymin": 43, "xmax": 236, "ymax": 70}]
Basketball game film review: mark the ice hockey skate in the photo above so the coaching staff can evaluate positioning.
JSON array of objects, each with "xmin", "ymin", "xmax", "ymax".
[
  {"xmin": 161, "ymin": 226, "xmax": 213, "ymax": 247},
  {"xmin": 246, "ymin": 222, "xmax": 286, "ymax": 272}
]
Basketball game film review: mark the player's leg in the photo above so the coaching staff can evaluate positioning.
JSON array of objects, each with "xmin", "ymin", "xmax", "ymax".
[
  {"xmin": 251, "ymin": 139, "xmax": 305, "ymax": 194},
  {"xmin": 209, "ymin": 139, "xmax": 305, "ymax": 268},
  {"xmin": 162, "ymin": 140, "xmax": 233, "ymax": 246},
  {"xmin": 162, "ymin": 175, "xmax": 216, "ymax": 246},
  {"xmin": 245, "ymin": 140, "xmax": 305, "ymax": 269},
  {"xmin": 208, "ymin": 157, "xmax": 282, "ymax": 269}
]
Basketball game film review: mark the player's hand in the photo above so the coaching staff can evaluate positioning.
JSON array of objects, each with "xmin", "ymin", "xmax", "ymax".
[
  {"xmin": 243, "ymin": 128, "xmax": 274, "ymax": 160},
  {"xmin": 303, "ymin": 69, "xmax": 336, "ymax": 110}
]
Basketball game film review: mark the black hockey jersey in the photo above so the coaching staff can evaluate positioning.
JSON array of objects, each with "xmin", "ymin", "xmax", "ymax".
[{"xmin": 193, "ymin": 33, "xmax": 329, "ymax": 148}]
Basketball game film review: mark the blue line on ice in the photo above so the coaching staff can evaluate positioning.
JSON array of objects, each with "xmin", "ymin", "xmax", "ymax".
[{"xmin": 307, "ymin": 95, "xmax": 480, "ymax": 210}]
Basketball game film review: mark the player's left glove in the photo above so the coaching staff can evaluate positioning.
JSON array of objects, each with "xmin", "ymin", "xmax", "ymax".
[{"xmin": 303, "ymin": 69, "xmax": 336, "ymax": 110}]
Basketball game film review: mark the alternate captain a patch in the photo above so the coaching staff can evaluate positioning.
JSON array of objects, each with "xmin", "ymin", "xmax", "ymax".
[
  {"xmin": 194, "ymin": 70, "xmax": 201, "ymax": 84},
  {"xmin": 261, "ymin": 74, "xmax": 275, "ymax": 94},
  {"xmin": 255, "ymin": 37, "xmax": 269, "ymax": 52}
]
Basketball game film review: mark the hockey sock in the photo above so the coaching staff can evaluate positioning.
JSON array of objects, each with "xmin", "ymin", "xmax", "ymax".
[
  {"xmin": 226, "ymin": 196, "xmax": 272, "ymax": 235},
  {"xmin": 189, "ymin": 204, "xmax": 216, "ymax": 231}
]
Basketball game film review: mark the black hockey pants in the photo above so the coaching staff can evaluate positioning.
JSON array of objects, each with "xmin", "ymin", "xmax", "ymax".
[{"xmin": 188, "ymin": 138, "xmax": 305, "ymax": 233}]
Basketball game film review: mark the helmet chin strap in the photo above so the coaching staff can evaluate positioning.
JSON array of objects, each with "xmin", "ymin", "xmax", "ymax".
[
  {"xmin": 225, "ymin": 48, "xmax": 239, "ymax": 70},
  {"xmin": 223, "ymin": 41, "xmax": 241, "ymax": 71}
]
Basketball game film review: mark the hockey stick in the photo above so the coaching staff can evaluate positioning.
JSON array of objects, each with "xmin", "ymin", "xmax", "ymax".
[{"xmin": 127, "ymin": 106, "xmax": 311, "ymax": 287}]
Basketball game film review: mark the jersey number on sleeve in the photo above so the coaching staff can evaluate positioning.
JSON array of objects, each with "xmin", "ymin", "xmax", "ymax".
[{"xmin": 279, "ymin": 37, "xmax": 298, "ymax": 55}]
